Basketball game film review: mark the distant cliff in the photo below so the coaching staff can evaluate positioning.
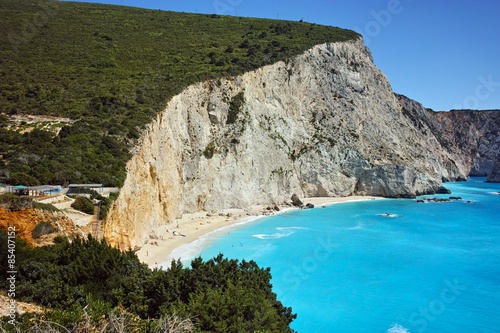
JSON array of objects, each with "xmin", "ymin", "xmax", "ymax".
[
  {"xmin": 105, "ymin": 38, "xmax": 500, "ymax": 249},
  {"xmin": 396, "ymin": 95, "xmax": 500, "ymax": 178},
  {"xmin": 487, "ymin": 161, "xmax": 500, "ymax": 182}
]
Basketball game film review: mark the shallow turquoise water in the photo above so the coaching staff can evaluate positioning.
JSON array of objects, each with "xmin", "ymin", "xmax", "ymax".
[{"xmin": 195, "ymin": 178, "xmax": 500, "ymax": 332}]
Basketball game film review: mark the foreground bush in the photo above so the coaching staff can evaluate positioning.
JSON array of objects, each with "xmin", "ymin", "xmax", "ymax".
[{"xmin": 0, "ymin": 230, "xmax": 296, "ymax": 332}]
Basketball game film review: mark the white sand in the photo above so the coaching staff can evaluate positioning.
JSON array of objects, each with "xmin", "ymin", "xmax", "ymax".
[{"xmin": 136, "ymin": 196, "xmax": 383, "ymax": 268}]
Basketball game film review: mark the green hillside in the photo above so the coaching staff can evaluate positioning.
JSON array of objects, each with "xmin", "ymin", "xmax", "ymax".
[{"xmin": 0, "ymin": 0, "xmax": 359, "ymax": 187}]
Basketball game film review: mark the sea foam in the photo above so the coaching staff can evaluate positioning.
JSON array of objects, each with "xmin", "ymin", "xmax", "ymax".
[
  {"xmin": 387, "ymin": 323, "xmax": 410, "ymax": 333},
  {"xmin": 252, "ymin": 231, "xmax": 294, "ymax": 239}
]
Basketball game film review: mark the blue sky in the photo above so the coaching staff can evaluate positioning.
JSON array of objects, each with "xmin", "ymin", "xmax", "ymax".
[{"xmin": 59, "ymin": 0, "xmax": 500, "ymax": 111}]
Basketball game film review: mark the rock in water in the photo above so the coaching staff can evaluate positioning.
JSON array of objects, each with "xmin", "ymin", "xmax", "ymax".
[
  {"xmin": 305, "ymin": 203, "xmax": 315, "ymax": 209},
  {"xmin": 291, "ymin": 194, "xmax": 304, "ymax": 207},
  {"xmin": 436, "ymin": 186, "xmax": 452, "ymax": 194}
]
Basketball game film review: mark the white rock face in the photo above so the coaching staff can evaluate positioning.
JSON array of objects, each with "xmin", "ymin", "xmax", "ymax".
[{"xmin": 105, "ymin": 38, "xmax": 465, "ymax": 249}]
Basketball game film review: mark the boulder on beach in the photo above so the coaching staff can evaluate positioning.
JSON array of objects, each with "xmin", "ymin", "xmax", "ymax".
[
  {"xmin": 291, "ymin": 194, "xmax": 304, "ymax": 207},
  {"xmin": 305, "ymin": 203, "xmax": 314, "ymax": 209}
]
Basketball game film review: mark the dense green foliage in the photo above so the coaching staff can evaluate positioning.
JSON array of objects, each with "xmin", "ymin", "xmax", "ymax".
[
  {"xmin": 0, "ymin": 0, "xmax": 359, "ymax": 187},
  {"xmin": 226, "ymin": 91, "xmax": 245, "ymax": 125},
  {"xmin": 0, "ymin": 230, "xmax": 296, "ymax": 332},
  {"xmin": 6, "ymin": 172, "xmax": 40, "ymax": 186},
  {"xmin": 0, "ymin": 124, "xmax": 131, "ymax": 187},
  {"xmin": 70, "ymin": 196, "xmax": 95, "ymax": 215}
]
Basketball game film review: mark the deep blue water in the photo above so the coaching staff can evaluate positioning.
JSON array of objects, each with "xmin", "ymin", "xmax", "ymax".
[{"xmin": 192, "ymin": 178, "xmax": 500, "ymax": 332}]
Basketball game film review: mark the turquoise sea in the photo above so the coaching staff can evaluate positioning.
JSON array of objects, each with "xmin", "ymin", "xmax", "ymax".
[{"xmin": 189, "ymin": 178, "xmax": 500, "ymax": 332}]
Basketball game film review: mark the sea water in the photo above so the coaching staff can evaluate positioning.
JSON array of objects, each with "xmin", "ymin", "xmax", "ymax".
[{"xmin": 187, "ymin": 178, "xmax": 500, "ymax": 332}]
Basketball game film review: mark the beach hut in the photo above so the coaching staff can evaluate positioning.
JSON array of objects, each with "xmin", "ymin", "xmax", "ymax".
[
  {"xmin": 11, "ymin": 185, "xmax": 29, "ymax": 196},
  {"xmin": 10, "ymin": 185, "xmax": 61, "ymax": 198}
]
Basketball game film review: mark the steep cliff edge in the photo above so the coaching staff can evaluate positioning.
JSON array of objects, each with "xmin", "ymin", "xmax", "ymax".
[
  {"xmin": 104, "ymin": 38, "xmax": 487, "ymax": 249},
  {"xmin": 431, "ymin": 109, "xmax": 500, "ymax": 176},
  {"xmin": 396, "ymin": 94, "xmax": 500, "ymax": 178}
]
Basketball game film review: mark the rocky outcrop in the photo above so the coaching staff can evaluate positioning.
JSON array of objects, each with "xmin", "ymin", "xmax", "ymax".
[
  {"xmin": 104, "ymin": 38, "xmax": 498, "ymax": 249},
  {"xmin": 486, "ymin": 160, "xmax": 500, "ymax": 182},
  {"xmin": 291, "ymin": 194, "xmax": 304, "ymax": 207},
  {"xmin": 432, "ymin": 110, "xmax": 500, "ymax": 176},
  {"xmin": 396, "ymin": 93, "xmax": 500, "ymax": 178},
  {"xmin": 355, "ymin": 165, "xmax": 451, "ymax": 198}
]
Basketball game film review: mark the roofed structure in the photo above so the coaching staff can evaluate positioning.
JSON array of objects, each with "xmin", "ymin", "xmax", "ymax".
[
  {"xmin": 68, "ymin": 184, "xmax": 104, "ymax": 194},
  {"xmin": 10, "ymin": 185, "xmax": 62, "ymax": 197}
]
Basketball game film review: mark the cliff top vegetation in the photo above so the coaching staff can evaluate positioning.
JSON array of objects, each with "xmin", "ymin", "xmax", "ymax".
[{"xmin": 0, "ymin": 0, "xmax": 359, "ymax": 187}]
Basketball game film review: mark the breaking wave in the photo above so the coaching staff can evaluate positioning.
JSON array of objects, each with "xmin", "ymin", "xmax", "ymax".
[
  {"xmin": 252, "ymin": 231, "xmax": 294, "ymax": 239},
  {"xmin": 387, "ymin": 323, "xmax": 410, "ymax": 333}
]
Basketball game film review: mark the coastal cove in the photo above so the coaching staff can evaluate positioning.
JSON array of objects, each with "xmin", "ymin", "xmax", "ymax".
[
  {"xmin": 2, "ymin": 1, "xmax": 500, "ymax": 331},
  {"xmin": 136, "ymin": 196, "xmax": 383, "ymax": 267},
  {"xmin": 160, "ymin": 178, "xmax": 500, "ymax": 332}
]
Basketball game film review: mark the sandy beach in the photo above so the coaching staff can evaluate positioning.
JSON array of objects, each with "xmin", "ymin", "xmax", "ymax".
[{"xmin": 136, "ymin": 196, "xmax": 383, "ymax": 268}]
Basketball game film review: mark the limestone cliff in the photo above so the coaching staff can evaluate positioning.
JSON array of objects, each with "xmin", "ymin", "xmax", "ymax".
[
  {"xmin": 396, "ymin": 94, "xmax": 500, "ymax": 178},
  {"xmin": 430, "ymin": 109, "xmax": 500, "ymax": 177},
  {"xmin": 104, "ymin": 38, "xmax": 494, "ymax": 249}
]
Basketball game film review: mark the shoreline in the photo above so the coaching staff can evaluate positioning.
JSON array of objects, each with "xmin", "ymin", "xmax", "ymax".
[{"xmin": 136, "ymin": 196, "xmax": 383, "ymax": 269}]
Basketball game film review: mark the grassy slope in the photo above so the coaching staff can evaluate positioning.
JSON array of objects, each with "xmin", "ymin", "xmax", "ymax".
[{"xmin": 0, "ymin": 0, "xmax": 359, "ymax": 186}]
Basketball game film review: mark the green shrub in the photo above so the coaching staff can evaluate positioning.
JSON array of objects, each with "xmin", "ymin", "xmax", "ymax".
[
  {"xmin": 71, "ymin": 196, "xmax": 95, "ymax": 215},
  {"xmin": 31, "ymin": 222, "xmax": 57, "ymax": 239},
  {"xmin": 226, "ymin": 91, "xmax": 245, "ymax": 125},
  {"xmin": 7, "ymin": 172, "xmax": 40, "ymax": 186},
  {"xmin": 0, "ymin": 193, "xmax": 33, "ymax": 211},
  {"xmin": 203, "ymin": 142, "xmax": 216, "ymax": 159},
  {"xmin": 33, "ymin": 202, "xmax": 60, "ymax": 213}
]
